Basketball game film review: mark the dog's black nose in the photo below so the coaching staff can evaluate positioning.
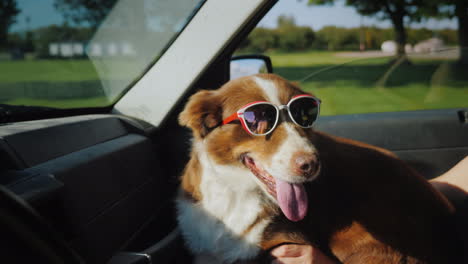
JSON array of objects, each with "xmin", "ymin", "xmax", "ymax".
[{"xmin": 292, "ymin": 152, "xmax": 319, "ymax": 177}]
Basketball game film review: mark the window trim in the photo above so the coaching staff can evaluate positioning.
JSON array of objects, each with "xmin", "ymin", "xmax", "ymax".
[{"xmin": 113, "ymin": 0, "xmax": 276, "ymax": 127}]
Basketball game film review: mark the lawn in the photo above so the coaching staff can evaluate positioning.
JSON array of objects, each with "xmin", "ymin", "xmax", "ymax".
[
  {"xmin": 0, "ymin": 58, "xmax": 139, "ymax": 108},
  {"xmin": 0, "ymin": 59, "xmax": 99, "ymax": 82},
  {"xmin": 0, "ymin": 51, "xmax": 467, "ymax": 113},
  {"xmin": 0, "ymin": 59, "xmax": 104, "ymax": 108},
  {"xmin": 266, "ymin": 51, "xmax": 468, "ymax": 116}
]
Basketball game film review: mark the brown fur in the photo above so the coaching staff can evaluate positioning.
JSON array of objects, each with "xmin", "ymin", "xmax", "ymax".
[
  {"xmin": 179, "ymin": 75, "xmax": 303, "ymax": 166},
  {"xmin": 178, "ymin": 74, "xmax": 461, "ymax": 263},
  {"xmin": 179, "ymin": 90, "xmax": 223, "ymax": 139},
  {"xmin": 181, "ymin": 153, "xmax": 203, "ymax": 201},
  {"xmin": 259, "ymin": 130, "xmax": 459, "ymax": 263},
  {"xmin": 242, "ymin": 206, "xmax": 277, "ymax": 237}
]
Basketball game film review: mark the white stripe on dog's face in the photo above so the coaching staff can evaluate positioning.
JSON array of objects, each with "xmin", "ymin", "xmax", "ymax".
[
  {"xmin": 254, "ymin": 76, "xmax": 281, "ymax": 105},
  {"xmin": 267, "ymin": 123, "xmax": 318, "ymax": 182},
  {"xmin": 253, "ymin": 76, "xmax": 318, "ymax": 182}
]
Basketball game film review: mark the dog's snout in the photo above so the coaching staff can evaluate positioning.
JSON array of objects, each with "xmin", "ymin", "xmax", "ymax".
[{"xmin": 292, "ymin": 152, "xmax": 319, "ymax": 177}]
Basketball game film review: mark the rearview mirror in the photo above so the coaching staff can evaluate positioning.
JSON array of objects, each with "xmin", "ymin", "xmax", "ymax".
[{"xmin": 230, "ymin": 55, "xmax": 273, "ymax": 80}]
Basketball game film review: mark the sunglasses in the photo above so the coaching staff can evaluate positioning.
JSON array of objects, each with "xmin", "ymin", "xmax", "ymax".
[{"xmin": 222, "ymin": 94, "xmax": 321, "ymax": 136}]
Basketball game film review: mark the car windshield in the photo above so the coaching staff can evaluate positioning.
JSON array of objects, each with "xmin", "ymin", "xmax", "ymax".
[
  {"xmin": 0, "ymin": 0, "xmax": 204, "ymax": 112},
  {"xmin": 268, "ymin": 50, "xmax": 468, "ymax": 116},
  {"xmin": 236, "ymin": 0, "xmax": 468, "ymax": 116}
]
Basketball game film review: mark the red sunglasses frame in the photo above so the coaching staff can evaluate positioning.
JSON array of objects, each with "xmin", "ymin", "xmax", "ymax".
[{"xmin": 222, "ymin": 94, "xmax": 321, "ymax": 136}]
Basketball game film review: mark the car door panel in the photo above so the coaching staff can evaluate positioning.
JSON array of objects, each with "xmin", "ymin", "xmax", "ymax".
[
  {"xmin": 0, "ymin": 116, "xmax": 129, "ymax": 168},
  {"xmin": 0, "ymin": 115, "xmax": 180, "ymax": 263},
  {"xmin": 316, "ymin": 109, "xmax": 468, "ymax": 179}
]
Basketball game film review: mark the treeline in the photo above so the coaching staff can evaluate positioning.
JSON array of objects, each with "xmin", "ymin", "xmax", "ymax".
[
  {"xmin": 238, "ymin": 18, "xmax": 457, "ymax": 53},
  {"xmin": 6, "ymin": 18, "xmax": 459, "ymax": 57}
]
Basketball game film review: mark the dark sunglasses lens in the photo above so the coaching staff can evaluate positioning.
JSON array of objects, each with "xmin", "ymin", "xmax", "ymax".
[
  {"xmin": 289, "ymin": 97, "xmax": 319, "ymax": 127},
  {"xmin": 243, "ymin": 104, "xmax": 277, "ymax": 134}
]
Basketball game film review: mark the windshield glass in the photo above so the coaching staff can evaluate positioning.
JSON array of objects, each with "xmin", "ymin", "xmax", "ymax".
[
  {"xmin": 236, "ymin": 0, "xmax": 468, "ymax": 116},
  {"xmin": 269, "ymin": 50, "xmax": 468, "ymax": 116},
  {"xmin": 1, "ymin": 0, "xmax": 204, "ymax": 110}
]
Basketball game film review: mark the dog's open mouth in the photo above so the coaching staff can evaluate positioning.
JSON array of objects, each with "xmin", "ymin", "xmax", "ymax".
[{"xmin": 242, "ymin": 154, "xmax": 308, "ymax": 222}]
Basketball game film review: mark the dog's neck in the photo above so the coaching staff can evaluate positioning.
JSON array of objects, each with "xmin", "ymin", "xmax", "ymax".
[{"xmin": 177, "ymin": 142, "xmax": 276, "ymax": 263}]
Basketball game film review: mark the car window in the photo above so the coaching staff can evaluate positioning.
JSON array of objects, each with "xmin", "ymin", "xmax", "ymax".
[
  {"xmin": 236, "ymin": 1, "xmax": 468, "ymax": 116},
  {"xmin": 0, "ymin": 0, "xmax": 204, "ymax": 120}
]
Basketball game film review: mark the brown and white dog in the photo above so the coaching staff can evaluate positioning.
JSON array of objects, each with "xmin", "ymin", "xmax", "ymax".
[{"xmin": 176, "ymin": 74, "xmax": 459, "ymax": 263}]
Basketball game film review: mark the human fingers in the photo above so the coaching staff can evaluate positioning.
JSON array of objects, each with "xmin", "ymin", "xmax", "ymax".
[
  {"xmin": 270, "ymin": 244, "xmax": 338, "ymax": 264},
  {"xmin": 270, "ymin": 244, "xmax": 309, "ymax": 258}
]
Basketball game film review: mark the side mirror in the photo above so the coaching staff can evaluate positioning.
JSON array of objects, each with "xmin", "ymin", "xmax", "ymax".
[{"xmin": 230, "ymin": 55, "xmax": 273, "ymax": 80}]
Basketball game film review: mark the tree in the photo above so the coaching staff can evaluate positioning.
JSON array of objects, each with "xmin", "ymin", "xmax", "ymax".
[
  {"xmin": 316, "ymin": 26, "xmax": 361, "ymax": 50},
  {"xmin": 407, "ymin": 27, "xmax": 433, "ymax": 44},
  {"xmin": 0, "ymin": 0, "xmax": 20, "ymax": 50},
  {"xmin": 246, "ymin": 28, "xmax": 278, "ymax": 52},
  {"xmin": 277, "ymin": 15, "xmax": 297, "ymax": 28},
  {"xmin": 423, "ymin": 0, "xmax": 468, "ymax": 65},
  {"xmin": 54, "ymin": 0, "xmax": 117, "ymax": 29},
  {"xmin": 308, "ymin": 0, "xmax": 429, "ymax": 57},
  {"xmin": 454, "ymin": 0, "xmax": 468, "ymax": 65},
  {"xmin": 275, "ymin": 15, "xmax": 315, "ymax": 51}
]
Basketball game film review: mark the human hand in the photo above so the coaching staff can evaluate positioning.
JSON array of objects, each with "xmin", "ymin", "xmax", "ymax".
[
  {"xmin": 431, "ymin": 156, "xmax": 468, "ymax": 192},
  {"xmin": 430, "ymin": 156, "xmax": 468, "ymax": 208},
  {"xmin": 270, "ymin": 244, "xmax": 337, "ymax": 264}
]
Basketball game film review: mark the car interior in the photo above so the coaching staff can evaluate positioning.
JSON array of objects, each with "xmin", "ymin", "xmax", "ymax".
[{"xmin": 0, "ymin": 0, "xmax": 467, "ymax": 263}]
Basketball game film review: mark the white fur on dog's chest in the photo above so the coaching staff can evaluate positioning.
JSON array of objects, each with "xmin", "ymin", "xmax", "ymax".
[
  {"xmin": 177, "ymin": 145, "xmax": 272, "ymax": 263},
  {"xmin": 177, "ymin": 190, "xmax": 269, "ymax": 263}
]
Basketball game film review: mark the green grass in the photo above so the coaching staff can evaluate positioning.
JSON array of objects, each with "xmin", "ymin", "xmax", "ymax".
[
  {"xmin": 0, "ymin": 58, "xmax": 103, "ymax": 108},
  {"xmin": 0, "ymin": 59, "xmax": 99, "ymax": 82},
  {"xmin": 267, "ymin": 51, "xmax": 390, "ymax": 67},
  {"xmin": 5, "ymin": 97, "xmax": 111, "ymax": 108},
  {"xmin": 266, "ymin": 51, "xmax": 468, "ymax": 116},
  {"xmin": 0, "ymin": 51, "xmax": 467, "ymax": 112},
  {"xmin": 0, "ymin": 58, "xmax": 142, "ymax": 108}
]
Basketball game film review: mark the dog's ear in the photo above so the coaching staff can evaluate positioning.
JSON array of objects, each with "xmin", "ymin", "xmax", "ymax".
[{"xmin": 179, "ymin": 90, "xmax": 222, "ymax": 139}]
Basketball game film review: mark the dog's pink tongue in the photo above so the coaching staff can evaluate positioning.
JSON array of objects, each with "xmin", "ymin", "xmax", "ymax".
[{"xmin": 275, "ymin": 178, "xmax": 308, "ymax": 222}]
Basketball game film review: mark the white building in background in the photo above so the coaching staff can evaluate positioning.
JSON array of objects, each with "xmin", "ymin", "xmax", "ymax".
[
  {"xmin": 107, "ymin": 42, "xmax": 118, "ymax": 56},
  {"xmin": 49, "ymin": 42, "xmax": 84, "ymax": 57},
  {"xmin": 87, "ymin": 42, "xmax": 138, "ymax": 57},
  {"xmin": 121, "ymin": 42, "xmax": 136, "ymax": 56},
  {"xmin": 381, "ymin": 40, "xmax": 413, "ymax": 54},
  {"xmin": 48, "ymin": 42, "xmax": 137, "ymax": 57},
  {"xmin": 49, "ymin": 43, "xmax": 59, "ymax": 56},
  {"xmin": 59, "ymin": 43, "xmax": 73, "ymax": 57},
  {"xmin": 381, "ymin": 40, "xmax": 397, "ymax": 53},
  {"xmin": 414, "ymin": 38, "xmax": 444, "ymax": 53},
  {"xmin": 73, "ymin": 43, "xmax": 84, "ymax": 56},
  {"xmin": 381, "ymin": 38, "xmax": 444, "ymax": 54},
  {"xmin": 87, "ymin": 43, "xmax": 103, "ymax": 57}
]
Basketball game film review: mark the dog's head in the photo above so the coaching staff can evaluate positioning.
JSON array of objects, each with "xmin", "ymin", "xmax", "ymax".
[{"xmin": 179, "ymin": 74, "xmax": 321, "ymax": 222}]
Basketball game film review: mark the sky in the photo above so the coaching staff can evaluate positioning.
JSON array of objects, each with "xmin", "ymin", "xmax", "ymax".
[
  {"xmin": 259, "ymin": 0, "xmax": 457, "ymax": 30},
  {"xmin": 11, "ymin": 0, "xmax": 64, "ymax": 32},
  {"xmin": 11, "ymin": 0, "xmax": 458, "ymax": 32}
]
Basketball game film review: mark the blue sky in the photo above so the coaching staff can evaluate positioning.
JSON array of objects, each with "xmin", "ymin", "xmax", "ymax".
[
  {"xmin": 259, "ymin": 0, "xmax": 457, "ymax": 30},
  {"xmin": 11, "ymin": 0, "xmax": 64, "ymax": 32},
  {"xmin": 11, "ymin": 0, "xmax": 457, "ymax": 32}
]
